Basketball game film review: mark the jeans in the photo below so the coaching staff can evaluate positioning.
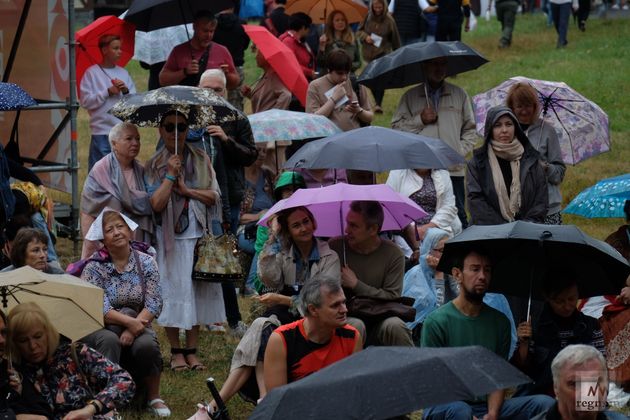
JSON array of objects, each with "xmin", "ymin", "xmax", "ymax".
[
  {"xmin": 88, "ymin": 134, "xmax": 111, "ymax": 171},
  {"xmin": 551, "ymin": 2, "xmax": 572, "ymax": 47},
  {"xmin": 496, "ymin": 0, "xmax": 519, "ymax": 45},
  {"xmin": 450, "ymin": 176, "xmax": 468, "ymax": 228},
  {"xmin": 423, "ymin": 395, "xmax": 555, "ymax": 420}
]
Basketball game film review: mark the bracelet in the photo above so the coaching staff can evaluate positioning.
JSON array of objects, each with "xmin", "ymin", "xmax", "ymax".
[
  {"xmin": 165, "ymin": 174, "xmax": 177, "ymax": 182},
  {"xmin": 87, "ymin": 400, "xmax": 102, "ymax": 414}
]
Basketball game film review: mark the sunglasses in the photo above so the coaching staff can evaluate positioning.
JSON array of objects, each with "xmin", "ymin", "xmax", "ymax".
[{"xmin": 162, "ymin": 123, "xmax": 188, "ymax": 133}]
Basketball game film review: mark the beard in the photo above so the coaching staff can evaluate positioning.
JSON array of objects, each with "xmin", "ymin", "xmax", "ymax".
[{"xmin": 462, "ymin": 285, "xmax": 486, "ymax": 303}]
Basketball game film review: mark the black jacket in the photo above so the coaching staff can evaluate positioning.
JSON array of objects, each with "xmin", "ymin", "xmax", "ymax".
[
  {"xmin": 466, "ymin": 106, "xmax": 548, "ymax": 225},
  {"xmin": 214, "ymin": 13, "xmax": 250, "ymax": 67},
  {"xmin": 220, "ymin": 113, "xmax": 258, "ymax": 207}
]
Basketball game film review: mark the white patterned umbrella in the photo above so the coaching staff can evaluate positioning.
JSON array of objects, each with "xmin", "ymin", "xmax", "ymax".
[{"xmin": 247, "ymin": 109, "xmax": 341, "ymax": 143}]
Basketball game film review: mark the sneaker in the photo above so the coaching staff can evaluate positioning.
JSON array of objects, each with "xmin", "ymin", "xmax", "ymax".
[
  {"xmin": 623, "ymin": 4, "xmax": 629, "ymax": 9},
  {"xmin": 611, "ymin": 4, "xmax": 620, "ymax": 9},
  {"xmin": 374, "ymin": 105, "xmax": 383, "ymax": 114},
  {"xmin": 207, "ymin": 323, "xmax": 226, "ymax": 334},
  {"xmin": 229, "ymin": 321, "xmax": 248, "ymax": 338}
]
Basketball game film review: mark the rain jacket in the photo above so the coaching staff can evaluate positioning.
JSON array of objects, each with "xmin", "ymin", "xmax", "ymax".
[
  {"xmin": 357, "ymin": 0, "xmax": 402, "ymax": 62},
  {"xmin": 466, "ymin": 106, "xmax": 548, "ymax": 225}
]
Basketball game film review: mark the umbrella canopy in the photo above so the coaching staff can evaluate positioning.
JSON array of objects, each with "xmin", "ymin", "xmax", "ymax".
[
  {"xmin": 437, "ymin": 221, "xmax": 630, "ymax": 300},
  {"xmin": 563, "ymin": 173, "xmax": 630, "ymax": 218},
  {"xmin": 251, "ymin": 345, "xmax": 531, "ymax": 420},
  {"xmin": 284, "ymin": 126, "xmax": 466, "ymax": 172},
  {"xmin": 0, "ymin": 266, "xmax": 104, "ymax": 341},
  {"xmin": 124, "ymin": 0, "xmax": 235, "ymax": 32},
  {"xmin": 472, "ymin": 76, "xmax": 610, "ymax": 165},
  {"xmin": 357, "ymin": 41, "xmax": 488, "ymax": 91},
  {"xmin": 243, "ymin": 25, "xmax": 309, "ymax": 107},
  {"xmin": 0, "ymin": 82, "xmax": 36, "ymax": 111},
  {"xmin": 285, "ymin": 0, "xmax": 368, "ymax": 24},
  {"xmin": 258, "ymin": 183, "xmax": 427, "ymax": 237},
  {"xmin": 248, "ymin": 109, "xmax": 341, "ymax": 143},
  {"xmin": 75, "ymin": 15, "xmax": 136, "ymax": 95},
  {"xmin": 132, "ymin": 23, "xmax": 193, "ymax": 65},
  {"xmin": 110, "ymin": 85, "xmax": 241, "ymax": 128}
]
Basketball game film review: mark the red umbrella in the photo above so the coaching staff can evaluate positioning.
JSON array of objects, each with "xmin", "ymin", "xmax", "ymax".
[
  {"xmin": 75, "ymin": 15, "xmax": 135, "ymax": 96},
  {"xmin": 243, "ymin": 25, "xmax": 309, "ymax": 107}
]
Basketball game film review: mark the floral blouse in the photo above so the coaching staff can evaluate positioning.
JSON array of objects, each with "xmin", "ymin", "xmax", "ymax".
[
  {"xmin": 19, "ymin": 343, "xmax": 135, "ymax": 419},
  {"xmin": 81, "ymin": 250, "xmax": 163, "ymax": 317}
]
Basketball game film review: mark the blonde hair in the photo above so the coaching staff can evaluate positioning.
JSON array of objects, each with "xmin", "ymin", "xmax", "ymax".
[
  {"xmin": 8, "ymin": 302, "xmax": 60, "ymax": 364},
  {"xmin": 324, "ymin": 10, "xmax": 355, "ymax": 45}
]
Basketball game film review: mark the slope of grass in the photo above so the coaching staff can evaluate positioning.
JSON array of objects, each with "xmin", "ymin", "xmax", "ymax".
[{"xmin": 54, "ymin": 14, "xmax": 630, "ymax": 418}]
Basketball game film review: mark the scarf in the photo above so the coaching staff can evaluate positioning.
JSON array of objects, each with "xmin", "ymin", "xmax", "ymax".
[
  {"xmin": 144, "ymin": 143, "xmax": 220, "ymax": 251},
  {"xmin": 487, "ymin": 139, "xmax": 524, "ymax": 222},
  {"xmin": 81, "ymin": 153, "xmax": 154, "ymax": 238}
]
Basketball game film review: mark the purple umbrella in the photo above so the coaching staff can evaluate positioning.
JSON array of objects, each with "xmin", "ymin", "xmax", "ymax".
[{"xmin": 258, "ymin": 183, "xmax": 427, "ymax": 238}]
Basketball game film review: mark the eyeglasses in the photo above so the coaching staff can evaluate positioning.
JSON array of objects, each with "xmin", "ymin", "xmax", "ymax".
[{"xmin": 162, "ymin": 123, "xmax": 188, "ymax": 133}]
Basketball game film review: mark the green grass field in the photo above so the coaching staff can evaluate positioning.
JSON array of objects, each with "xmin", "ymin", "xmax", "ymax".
[{"xmin": 58, "ymin": 13, "xmax": 630, "ymax": 419}]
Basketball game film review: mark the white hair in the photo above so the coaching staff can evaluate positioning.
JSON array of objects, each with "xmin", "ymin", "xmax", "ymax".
[
  {"xmin": 199, "ymin": 69, "xmax": 226, "ymax": 88},
  {"xmin": 108, "ymin": 121, "xmax": 138, "ymax": 148},
  {"xmin": 551, "ymin": 344, "xmax": 607, "ymax": 385}
]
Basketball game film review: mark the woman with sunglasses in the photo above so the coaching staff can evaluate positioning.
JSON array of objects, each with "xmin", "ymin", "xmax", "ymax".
[{"xmin": 145, "ymin": 110, "xmax": 224, "ymax": 372}]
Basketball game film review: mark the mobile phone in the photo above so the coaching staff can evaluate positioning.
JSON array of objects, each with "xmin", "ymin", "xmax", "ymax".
[{"xmin": 351, "ymin": 100, "xmax": 359, "ymax": 106}]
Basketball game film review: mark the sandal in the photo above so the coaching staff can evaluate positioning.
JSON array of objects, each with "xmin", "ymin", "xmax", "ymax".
[
  {"xmin": 147, "ymin": 398, "xmax": 171, "ymax": 417},
  {"xmin": 170, "ymin": 348, "xmax": 189, "ymax": 372},
  {"xmin": 183, "ymin": 348, "xmax": 206, "ymax": 371}
]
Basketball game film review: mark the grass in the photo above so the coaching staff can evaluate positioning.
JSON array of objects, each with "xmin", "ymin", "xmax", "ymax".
[{"xmin": 54, "ymin": 13, "xmax": 630, "ymax": 418}]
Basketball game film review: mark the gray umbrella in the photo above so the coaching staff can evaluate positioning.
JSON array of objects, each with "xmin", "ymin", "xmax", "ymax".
[
  {"xmin": 250, "ymin": 346, "xmax": 531, "ymax": 420},
  {"xmin": 284, "ymin": 126, "xmax": 465, "ymax": 172},
  {"xmin": 357, "ymin": 41, "xmax": 489, "ymax": 91}
]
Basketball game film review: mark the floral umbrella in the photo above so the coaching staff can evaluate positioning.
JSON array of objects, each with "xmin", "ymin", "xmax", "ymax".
[
  {"xmin": 247, "ymin": 109, "xmax": 341, "ymax": 143},
  {"xmin": 563, "ymin": 173, "xmax": 630, "ymax": 218},
  {"xmin": 110, "ymin": 85, "xmax": 241, "ymax": 128},
  {"xmin": 472, "ymin": 76, "xmax": 610, "ymax": 165},
  {"xmin": 0, "ymin": 82, "xmax": 36, "ymax": 110}
]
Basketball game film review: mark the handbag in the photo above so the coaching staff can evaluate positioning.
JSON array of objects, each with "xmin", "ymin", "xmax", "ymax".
[
  {"xmin": 192, "ymin": 232, "xmax": 244, "ymax": 282},
  {"xmin": 346, "ymin": 296, "xmax": 416, "ymax": 323}
]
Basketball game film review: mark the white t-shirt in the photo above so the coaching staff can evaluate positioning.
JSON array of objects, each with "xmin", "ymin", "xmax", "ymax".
[{"xmin": 79, "ymin": 64, "xmax": 136, "ymax": 135}]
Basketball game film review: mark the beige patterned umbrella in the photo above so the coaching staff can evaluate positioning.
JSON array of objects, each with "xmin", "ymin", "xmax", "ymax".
[{"xmin": 0, "ymin": 266, "xmax": 104, "ymax": 341}]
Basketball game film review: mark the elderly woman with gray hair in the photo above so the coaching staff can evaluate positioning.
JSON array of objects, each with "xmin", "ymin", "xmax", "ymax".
[{"xmin": 80, "ymin": 121, "xmax": 154, "ymax": 258}]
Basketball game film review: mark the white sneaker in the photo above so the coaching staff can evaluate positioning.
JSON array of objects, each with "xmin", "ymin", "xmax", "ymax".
[
  {"xmin": 611, "ymin": 4, "xmax": 620, "ymax": 9},
  {"xmin": 623, "ymin": 4, "xmax": 629, "ymax": 9},
  {"xmin": 207, "ymin": 323, "xmax": 226, "ymax": 334}
]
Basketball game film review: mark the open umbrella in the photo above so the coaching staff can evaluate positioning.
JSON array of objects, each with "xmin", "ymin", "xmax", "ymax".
[
  {"xmin": 132, "ymin": 23, "xmax": 193, "ymax": 65},
  {"xmin": 0, "ymin": 82, "xmax": 36, "ymax": 111},
  {"xmin": 248, "ymin": 109, "xmax": 341, "ymax": 143},
  {"xmin": 472, "ymin": 76, "xmax": 610, "ymax": 165},
  {"xmin": 563, "ymin": 173, "xmax": 630, "ymax": 218},
  {"xmin": 437, "ymin": 221, "xmax": 630, "ymax": 304},
  {"xmin": 284, "ymin": 126, "xmax": 466, "ymax": 172},
  {"xmin": 285, "ymin": 0, "xmax": 368, "ymax": 24},
  {"xmin": 0, "ymin": 266, "xmax": 104, "ymax": 341},
  {"xmin": 243, "ymin": 25, "xmax": 309, "ymax": 107},
  {"xmin": 251, "ymin": 346, "xmax": 531, "ymax": 420},
  {"xmin": 258, "ymin": 183, "xmax": 427, "ymax": 237},
  {"xmin": 75, "ymin": 15, "xmax": 135, "ymax": 95},
  {"xmin": 357, "ymin": 41, "xmax": 489, "ymax": 91},
  {"xmin": 124, "ymin": 0, "xmax": 235, "ymax": 32}
]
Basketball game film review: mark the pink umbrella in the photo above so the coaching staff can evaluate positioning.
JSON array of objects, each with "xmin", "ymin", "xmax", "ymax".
[{"xmin": 258, "ymin": 183, "xmax": 427, "ymax": 238}]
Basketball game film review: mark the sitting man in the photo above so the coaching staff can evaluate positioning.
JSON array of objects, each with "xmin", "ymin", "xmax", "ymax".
[
  {"xmin": 532, "ymin": 344, "xmax": 628, "ymax": 420},
  {"xmin": 421, "ymin": 248, "xmax": 554, "ymax": 419},
  {"xmin": 328, "ymin": 201, "xmax": 414, "ymax": 347},
  {"xmin": 264, "ymin": 275, "xmax": 362, "ymax": 392}
]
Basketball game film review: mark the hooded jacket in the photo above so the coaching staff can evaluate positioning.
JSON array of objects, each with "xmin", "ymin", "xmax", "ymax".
[
  {"xmin": 466, "ymin": 106, "xmax": 548, "ymax": 225},
  {"xmin": 356, "ymin": 0, "xmax": 402, "ymax": 62}
]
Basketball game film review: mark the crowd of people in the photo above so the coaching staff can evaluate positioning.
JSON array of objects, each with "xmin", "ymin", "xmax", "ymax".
[{"xmin": 0, "ymin": 1, "xmax": 628, "ymax": 419}]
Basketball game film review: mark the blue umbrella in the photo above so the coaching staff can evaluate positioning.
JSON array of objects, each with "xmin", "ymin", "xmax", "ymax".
[
  {"xmin": 0, "ymin": 82, "xmax": 36, "ymax": 111},
  {"xmin": 563, "ymin": 173, "xmax": 630, "ymax": 218}
]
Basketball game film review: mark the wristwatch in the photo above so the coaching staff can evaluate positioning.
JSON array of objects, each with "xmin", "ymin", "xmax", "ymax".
[{"xmin": 87, "ymin": 399, "xmax": 102, "ymax": 414}]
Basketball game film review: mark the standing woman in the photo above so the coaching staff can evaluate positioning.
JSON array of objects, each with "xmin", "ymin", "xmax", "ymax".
[
  {"xmin": 357, "ymin": 0, "xmax": 401, "ymax": 114},
  {"xmin": 80, "ymin": 34, "xmax": 136, "ymax": 171},
  {"xmin": 145, "ymin": 110, "xmax": 224, "ymax": 372},
  {"xmin": 507, "ymin": 83, "xmax": 566, "ymax": 225},
  {"xmin": 317, "ymin": 10, "xmax": 362, "ymax": 75},
  {"xmin": 466, "ymin": 106, "xmax": 548, "ymax": 225}
]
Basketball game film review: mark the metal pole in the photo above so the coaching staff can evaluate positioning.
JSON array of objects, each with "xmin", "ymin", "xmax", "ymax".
[{"xmin": 68, "ymin": 0, "xmax": 81, "ymax": 254}]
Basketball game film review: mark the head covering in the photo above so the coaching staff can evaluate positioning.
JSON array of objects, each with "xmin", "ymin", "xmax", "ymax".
[
  {"xmin": 483, "ymin": 106, "xmax": 529, "ymax": 146},
  {"xmin": 273, "ymin": 171, "xmax": 306, "ymax": 201},
  {"xmin": 85, "ymin": 207, "xmax": 139, "ymax": 241}
]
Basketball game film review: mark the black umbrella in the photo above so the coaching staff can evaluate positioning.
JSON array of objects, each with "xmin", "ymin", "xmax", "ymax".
[
  {"xmin": 437, "ymin": 221, "xmax": 630, "ymax": 302},
  {"xmin": 284, "ymin": 126, "xmax": 465, "ymax": 172},
  {"xmin": 250, "ymin": 346, "xmax": 531, "ymax": 420},
  {"xmin": 357, "ymin": 41, "xmax": 489, "ymax": 91},
  {"xmin": 124, "ymin": 0, "xmax": 235, "ymax": 32}
]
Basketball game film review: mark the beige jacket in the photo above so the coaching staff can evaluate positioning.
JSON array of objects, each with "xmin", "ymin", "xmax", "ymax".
[{"xmin": 391, "ymin": 81, "xmax": 479, "ymax": 176}]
